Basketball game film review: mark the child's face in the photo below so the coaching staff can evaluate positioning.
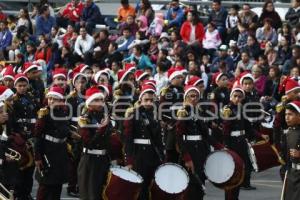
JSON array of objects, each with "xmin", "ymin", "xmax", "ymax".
[
  {"xmin": 283, "ymin": 26, "xmax": 289, "ymax": 34},
  {"xmin": 207, "ymin": 24, "xmax": 214, "ymax": 32},
  {"xmin": 202, "ymin": 56, "xmax": 209, "ymax": 64},
  {"xmin": 217, "ymin": 76, "xmax": 228, "ymax": 87},
  {"xmin": 242, "ymin": 79, "xmax": 254, "ymax": 92},
  {"xmin": 291, "ymin": 67, "xmax": 299, "ymax": 77},
  {"xmin": 136, "ymin": 32, "xmax": 141, "ymax": 39},
  {"xmin": 127, "ymin": 16, "xmax": 134, "ymax": 24},
  {"xmin": 150, "ymin": 37, "xmax": 157, "ymax": 44},
  {"xmin": 26, "ymin": 45, "xmax": 33, "ymax": 53},
  {"xmin": 285, "ymin": 109, "xmax": 300, "ymax": 127},
  {"xmin": 111, "ymin": 62, "xmax": 119, "ymax": 71},
  {"xmin": 229, "ymin": 8, "xmax": 237, "ymax": 15}
]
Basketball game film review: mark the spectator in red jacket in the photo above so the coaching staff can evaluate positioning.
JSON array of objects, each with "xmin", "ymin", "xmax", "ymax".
[
  {"xmin": 0, "ymin": 7, "xmax": 6, "ymax": 21},
  {"xmin": 180, "ymin": 10, "xmax": 205, "ymax": 46},
  {"xmin": 35, "ymin": 39, "xmax": 52, "ymax": 63}
]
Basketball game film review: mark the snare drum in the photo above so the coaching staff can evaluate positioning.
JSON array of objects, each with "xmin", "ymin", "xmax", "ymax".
[
  {"xmin": 247, "ymin": 141, "xmax": 285, "ymax": 172},
  {"xmin": 103, "ymin": 165, "xmax": 143, "ymax": 200},
  {"xmin": 204, "ymin": 150, "xmax": 245, "ymax": 190},
  {"xmin": 150, "ymin": 163, "xmax": 189, "ymax": 200}
]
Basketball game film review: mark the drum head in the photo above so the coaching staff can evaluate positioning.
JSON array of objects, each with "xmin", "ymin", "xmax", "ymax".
[
  {"xmin": 110, "ymin": 166, "xmax": 143, "ymax": 184},
  {"xmin": 204, "ymin": 151, "xmax": 235, "ymax": 184},
  {"xmin": 154, "ymin": 163, "xmax": 189, "ymax": 194}
]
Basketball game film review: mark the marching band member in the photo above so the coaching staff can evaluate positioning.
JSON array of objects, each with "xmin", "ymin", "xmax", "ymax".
[
  {"xmin": 282, "ymin": 100, "xmax": 300, "ymax": 200},
  {"xmin": 274, "ymin": 78, "xmax": 300, "ymax": 180},
  {"xmin": 13, "ymin": 73, "xmax": 37, "ymax": 200},
  {"xmin": 176, "ymin": 85, "xmax": 224, "ymax": 200},
  {"xmin": 160, "ymin": 67, "xmax": 184, "ymax": 162},
  {"xmin": 77, "ymin": 86, "xmax": 113, "ymax": 200},
  {"xmin": 65, "ymin": 69, "xmax": 87, "ymax": 197},
  {"xmin": 34, "ymin": 86, "xmax": 70, "ymax": 200},
  {"xmin": 222, "ymin": 87, "xmax": 252, "ymax": 200},
  {"xmin": 124, "ymin": 84, "xmax": 164, "ymax": 200}
]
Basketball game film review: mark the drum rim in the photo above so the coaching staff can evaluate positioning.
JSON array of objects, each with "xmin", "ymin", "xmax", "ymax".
[
  {"xmin": 154, "ymin": 162, "xmax": 190, "ymax": 194},
  {"xmin": 204, "ymin": 150, "xmax": 236, "ymax": 184},
  {"xmin": 247, "ymin": 142, "xmax": 259, "ymax": 172},
  {"xmin": 110, "ymin": 165, "xmax": 144, "ymax": 183}
]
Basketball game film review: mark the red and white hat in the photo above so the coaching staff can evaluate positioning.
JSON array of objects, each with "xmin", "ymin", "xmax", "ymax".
[
  {"xmin": 85, "ymin": 86, "xmax": 104, "ymax": 106},
  {"xmin": 1, "ymin": 65, "xmax": 15, "ymax": 80},
  {"xmin": 135, "ymin": 70, "xmax": 149, "ymax": 81},
  {"xmin": 94, "ymin": 69, "xmax": 110, "ymax": 84},
  {"xmin": 14, "ymin": 73, "xmax": 29, "ymax": 86},
  {"xmin": 0, "ymin": 86, "xmax": 14, "ymax": 102},
  {"xmin": 98, "ymin": 84, "xmax": 112, "ymax": 97},
  {"xmin": 23, "ymin": 62, "xmax": 39, "ymax": 74},
  {"xmin": 52, "ymin": 68, "xmax": 68, "ymax": 80},
  {"xmin": 175, "ymin": 66, "xmax": 187, "ymax": 74},
  {"xmin": 186, "ymin": 76, "xmax": 204, "ymax": 86},
  {"xmin": 167, "ymin": 67, "xmax": 183, "ymax": 81},
  {"xmin": 285, "ymin": 78, "xmax": 300, "ymax": 94},
  {"xmin": 77, "ymin": 63, "xmax": 91, "ymax": 73},
  {"xmin": 142, "ymin": 79, "xmax": 156, "ymax": 87},
  {"xmin": 124, "ymin": 63, "xmax": 136, "ymax": 72},
  {"xmin": 184, "ymin": 85, "xmax": 200, "ymax": 100},
  {"xmin": 239, "ymin": 72, "xmax": 255, "ymax": 85},
  {"xmin": 230, "ymin": 86, "xmax": 245, "ymax": 97},
  {"xmin": 287, "ymin": 101, "xmax": 300, "ymax": 113},
  {"xmin": 46, "ymin": 86, "xmax": 64, "ymax": 99},
  {"xmin": 118, "ymin": 68, "xmax": 134, "ymax": 83},
  {"xmin": 72, "ymin": 65, "xmax": 87, "ymax": 86},
  {"xmin": 139, "ymin": 84, "xmax": 156, "ymax": 100}
]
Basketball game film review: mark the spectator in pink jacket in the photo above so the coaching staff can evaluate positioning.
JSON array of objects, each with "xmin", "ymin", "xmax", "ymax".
[
  {"xmin": 252, "ymin": 64, "xmax": 267, "ymax": 96},
  {"xmin": 202, "ymin": 22, "xmax": 222, "ymax": 58}
]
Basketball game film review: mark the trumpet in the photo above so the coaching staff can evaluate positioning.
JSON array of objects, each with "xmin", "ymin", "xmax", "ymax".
[
  {"xmin": 0, "ymin": 182, "xmax": 14, "ymax": 200},
  {"xmin": 5, "ymin": 148, "xmax": 21, "ymax": 161}
]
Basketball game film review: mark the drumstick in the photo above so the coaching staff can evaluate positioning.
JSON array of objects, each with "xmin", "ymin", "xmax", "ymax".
[
  {"xmin": 280, "ymin": 170, "xmax": 288, "ymax": 200},
  {"xmin": 260, "ymin": 109, "xmax": 271, "ymax": 116}
]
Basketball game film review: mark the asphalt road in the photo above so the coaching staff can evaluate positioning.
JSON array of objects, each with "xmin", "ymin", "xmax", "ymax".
[{"xmin": 30, "ymin": 166, "xmax": 282, "ymax": 200}]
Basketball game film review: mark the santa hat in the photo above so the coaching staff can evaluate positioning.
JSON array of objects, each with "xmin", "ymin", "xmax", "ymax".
[
  {"xmin": 77, "ymin": 63, "xmax": 91, "ymax": 73},
  {"xmin": 212, "ymin": 72, "xmax": 228, "ymax": 85},
  {"xmin": 168, "ymin": 68, "xmax": 182, "ymax": 81},
  {"xmin": 85, "ymin": 86, "xmax": 104, "ymax": 106},
  {"xmin": 135, "ymin": 70, "xmax": 149, "ymax": 81},
  {"xmin": 0, "ymin": 86, "xmax": 14, "ymax": 102},
  {"xmin": 52, "ymin": 68, "xmax": 67, "ymax": 80},
  {"xmin": 14, "ymin": 73, "xmax": 29, "ymax": 86},
  {"xmin": 239, "ymin": 72, "xmax": 255, "ymax": 85},
  {"xmin": 175, "ymin": 66, "xmax": 187, "ymax": 74},
  {"xmin": 94, "ymin": 69, "xmax": 110, "ymax": 84},
  {"xmin": 184, "ymin": 85, "xmax": 200, "ymax": 100},
  {"xmin": 186, "ymin": 76, "xmax": 204, "ymax": 86},
  {"xmin": 230, "ymin": 86, "xmax": 245, "ymax": 97},
  {"xmin": 72, "ymin": 65, "xmax": 87, "ymax": 86},
  {"xmin": 118, "ymin": 68, "xmax": 134, "ymax": 83},
  {"xmin": 1, "ymin": 65, "xmax": 15, "ymax": 80},
  {"xmin": 98, "ymin": 84, "xmax": 112, "ymax": 97},
  {"xmin": 142, "ymin": 79, "xmax": 156, "ymax": 87},
  {"xmin": 287, "ymin": 101, "xmax": 300, "ymax": 113},
  {"xmin": 23, "ymin": 62, "xmax": 39, "ymax": 74},
  {"xmin": 124, "ymin": 63, "xmax": 136, "ymax": 72},
  {"xmin": 285, "ymin": 78, "xmax": 300, "ymax": 94},
  {"xmin": 139, "ymin": 84, "xmax": 156, "ymax": 100},
  {"xmin": 46, "ymin": 86, "xmax": 64, "ymax": 99}
]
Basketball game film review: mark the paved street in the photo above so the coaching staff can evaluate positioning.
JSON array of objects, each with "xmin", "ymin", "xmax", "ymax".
[{"xmin": 31, "ymin": 167, "xmax": 282, "ymax": 199}]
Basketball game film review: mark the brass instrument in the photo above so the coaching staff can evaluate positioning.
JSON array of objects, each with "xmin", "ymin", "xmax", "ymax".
[
  {"xmin": 5, "ymin": 148, "xmax": 21, "ymax": 162},
  {"xmin": 0, "ymin": 183, "xmax": 14, "ymax": 200}
]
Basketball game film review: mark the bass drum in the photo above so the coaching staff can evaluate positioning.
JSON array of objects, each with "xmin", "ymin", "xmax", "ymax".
[
  {"xmin": 247, "ymin": 140, "xmax": 285, "ymax": 172},
  {"xmin": 103, "ymin": 165, "xmax": 143, "ymax": 200},
  {"xmin": 204, "ymin": 150, "xmax": 244, "ymax": 190},
  {"xmin": 150, "ymin": 163, "xmax": 189, "ymax": 200}
]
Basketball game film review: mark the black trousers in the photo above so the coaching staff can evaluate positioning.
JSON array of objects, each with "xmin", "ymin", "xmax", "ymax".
[
  {"xmin": 78, "ymin": 154, "xmax": 110, "ymax": 200},
  {"xmin": 36, "ymin": 184, "xmax": 62, "ymax": 200},
  {"xmin": 14, "ymin": 166, "xmax": 35, "ymax": 200}
]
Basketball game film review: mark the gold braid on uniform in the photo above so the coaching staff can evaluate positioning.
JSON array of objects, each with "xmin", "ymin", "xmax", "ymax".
[
  {"xmin": 177, "ymin": 108, "xmax": 188, "ymax": 119},
  {"xmin": 37, "ymin": 107, "xmax": 49, "ymax": 119},
  {"xmin": 222, "ymin": 106, "xmax": 232, "ymax": 119}
]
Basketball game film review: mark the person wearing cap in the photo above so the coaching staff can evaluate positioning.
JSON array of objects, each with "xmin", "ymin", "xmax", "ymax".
[
  {"xmin": 77, "ymin": 86, "xmax": 113, "ymax": 200},
  {"xmin": 282, "ymin": 100, "xmax": 300, "ymax": 200},
  {"xmin": 124, "ymin": 84, "xmax": 164, "ymax": 200},
  {"xmin": 160, "ymin": 67, "xmax": 184, "ymax": 162},
  {"xmin": 164, "ymin": 0, "xmax": 184, "ymax": 28},
  {"xmin": 12, "ymin": 74, "xmax": 37, "ymax": 199},
  {"xmin": 176, "ymin": 85, "xmax": 224, "ymax": 200},
  {"xmin": 34, "ymin": 86, "xmax": 70, "ymax": 200},
  {"xmin": 274, "ymin": 78, "xmax": 300, "ymax": 180},
  {"xmin": 211, "ymin": 44, "xmax": 234, "ymax": 73},
  {"xmin": 24, "ymin": 62, "xmax": 45, "ymax": 109},
  {"xmin": 50, "ymin": 67, "xmax": 69, "ymax": 95},
  {"xmin": 65, "ymin": 71, "xmax": 87, "ymax": 197},
  {"xmin": 1, "ymin": 65, "xmax": 15, "ymax": 90}
]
